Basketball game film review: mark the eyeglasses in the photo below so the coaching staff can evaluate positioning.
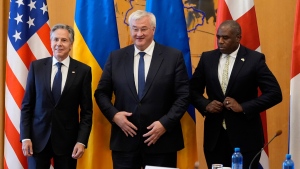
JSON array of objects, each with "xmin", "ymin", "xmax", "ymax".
[{"xmin": 131, "ymin": 27, "xmax": 150, "ymax": 33}]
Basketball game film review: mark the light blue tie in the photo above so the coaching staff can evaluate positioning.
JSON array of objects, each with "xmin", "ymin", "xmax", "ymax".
[
  {"xmin": 52, "ymin": 62, "xmax": 62, "ymax": 104},
  {"xmin": 138, "ymin": 52, "xmax": 146, "ymax": 100}
]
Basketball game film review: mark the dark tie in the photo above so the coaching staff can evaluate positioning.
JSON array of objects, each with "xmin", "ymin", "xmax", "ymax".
[
  {"xmin": 52, "ymin": 62, "xmax": 63, "ymax": 104},
  {"xmin": 138, "ymin": 52, "xmax": 146, "ymax": 100}
]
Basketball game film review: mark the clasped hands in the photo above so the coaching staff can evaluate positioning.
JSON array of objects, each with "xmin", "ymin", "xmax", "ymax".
[
  {"xmin": 113, "ymin": 111, "xmax": 166, "ymax": 146},
  {"xmin": 205, "ymin": 96, "xmax": 243, "ymax": 113}
]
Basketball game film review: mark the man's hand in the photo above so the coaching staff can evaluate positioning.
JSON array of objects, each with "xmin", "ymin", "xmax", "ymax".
[
  {"xmin": 72, "ymin": 143, "xmax": 85, "ymax": 159},
  {"xmin": 113, "ymin": 111, "xmax": 138, "ymax": 137},
  {"xmin": 223, "ymin": 97, "xmax": 243, "ymax": 113},
  {"xmin": 143, "ymin": 121, "xmax": 166, "ymax": 146},
  {"xmin": 206, "ymin": 100, "xmax": 224, "ymax": 113},
  {"xmin": 22, "ymin": 140, "xmax": 33, "ymax": 156}
]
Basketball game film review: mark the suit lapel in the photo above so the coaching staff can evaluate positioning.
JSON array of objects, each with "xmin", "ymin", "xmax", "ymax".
[
  {"xmin": 44, "ymin": 57, "xmax": 55, "ymax": 104},
  {"xmin": 142, "ymin": 44, "xmax": 164, "ymax": 100},
  {"xmin": 124, "ymin": 46, "xmax": 139, "ymax": 101},
  {"xmin": 211, "ymin": 50, "xmax": 224, "ymax": 96},
  {"xmin": 60, "ymin": 57, "xmax": 77, "ymax": 100},
  {"xmin": 226, "ymin": 46, "xmax": 247, "ymax": 93}
]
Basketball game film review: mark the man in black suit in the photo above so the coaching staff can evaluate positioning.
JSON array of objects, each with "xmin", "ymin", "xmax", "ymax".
[
  {"xmin": 190, "ymin": 20, "xmax": 282, "ymax": 169},
  {"xmin": 20, "ymin": 24, "xmax": 92, "ymax": 169},
  {"xmin": 94, "ymin": 10, "xmax": 189, "ymax": 169}
]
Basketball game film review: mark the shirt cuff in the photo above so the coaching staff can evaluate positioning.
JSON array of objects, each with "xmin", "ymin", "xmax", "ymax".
[
  {"xmin": 77, "ymin": 142, "xmax": 86, "ymax": 147},
  {"xmin": 22, "ymin": 139, "xmax": 31, "ymax": 142}
]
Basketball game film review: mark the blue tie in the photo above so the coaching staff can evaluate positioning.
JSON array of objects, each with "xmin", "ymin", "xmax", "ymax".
[
  {"xmin": 52, "ymin": 62, "xmax": 62, "ymax": 104},
  {"xmin": 138, "ymin": 52, "xmax": 146, "ymax": 100}
]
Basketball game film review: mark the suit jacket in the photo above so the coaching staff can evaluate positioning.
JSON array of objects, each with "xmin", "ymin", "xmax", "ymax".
[
  {"xmin": 190, "ymin": 45, "xmax": 282, "ymax": 152},
  {"xmin": 20, "ymin": 57, "xmax": 93, "ymax": 155},
  {"xmin": 94, "ymin": 42, "xmax": 189, "ymax": 153}
]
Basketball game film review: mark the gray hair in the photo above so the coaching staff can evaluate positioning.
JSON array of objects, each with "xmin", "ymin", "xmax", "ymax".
[
  {"xmin": 50, "ymin": 24, "xmax": 74, "ymax": 43},
  {"xmin": 128, "ymin": 10, "xmax": 156, "ymax": 28}
]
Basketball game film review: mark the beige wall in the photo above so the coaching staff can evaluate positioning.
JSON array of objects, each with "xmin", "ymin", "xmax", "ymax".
[
  {"xmin": 0, "ymin": 0, "xmax": 296, "ymax": 169},
  {"xmin": 255, "ymin": 0, "xmax": 294, "ymax": 168}
]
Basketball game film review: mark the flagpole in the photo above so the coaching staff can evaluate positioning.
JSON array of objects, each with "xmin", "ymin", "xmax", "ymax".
[{"xmin": 0, "ymin": 1, "xmax": 9, "ymax": 168}]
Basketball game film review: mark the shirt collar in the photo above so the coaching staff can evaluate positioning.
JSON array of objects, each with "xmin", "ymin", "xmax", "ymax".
[
  {"xmin": 221, "ymin": 44, "xmax": 240, "ymax": 59},
  {"xmin": 134, "ymin": 40, "xmax": 155, "ymax": 57},
  {"xmin": 52, "ymin": 56, "xmax": 70, "ymax": 67}
]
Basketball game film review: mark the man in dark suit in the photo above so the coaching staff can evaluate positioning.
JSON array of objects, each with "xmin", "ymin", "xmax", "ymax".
[
  {"xmin": 94, "ymin": 10, "xmax": 189, "ymax": 169},
  {"xmin": 20, "ymin": 24, "xmax": 92, "ymax": 169},
  {"xmin": 190, "ymin": 20, "xmax": 282, "ymax": 169}
]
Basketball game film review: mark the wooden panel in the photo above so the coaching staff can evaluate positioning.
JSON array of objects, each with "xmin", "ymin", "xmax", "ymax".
[
  {"xmin": 255, "ymin": 0, "xmax": 296, "ymax": 168},
  {"xmin": 48, "ymin": 1, "xmax": 76, "ymax": 28}
]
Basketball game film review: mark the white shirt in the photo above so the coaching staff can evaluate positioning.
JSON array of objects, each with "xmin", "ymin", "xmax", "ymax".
[
  {"xmin": 133, "ymin": 40, "xmax": 155, "ymax": 93},
  {"xmin": 218, "ymin": 45, "xmax": 240, "ymax": 85},
  {"xmin": 51, "ymin": 56, "xmax": 70, "ymax": 93}
]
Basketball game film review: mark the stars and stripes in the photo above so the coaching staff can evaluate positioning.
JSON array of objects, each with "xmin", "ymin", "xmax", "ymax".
[{"xmin": 4, "ymin": 0, "xmax": 51, "ymax": 168}]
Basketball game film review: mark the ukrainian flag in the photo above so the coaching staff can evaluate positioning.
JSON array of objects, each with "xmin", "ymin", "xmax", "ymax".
[
  {"xmin": 73, "ymin": 0, "xmax": 120, "ymax": 168},
  {"xmin": 146, "ymin": 1, "xmax": 197, "ymax": 168}
]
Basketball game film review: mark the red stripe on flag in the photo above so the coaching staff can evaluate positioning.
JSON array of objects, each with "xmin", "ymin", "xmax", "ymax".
[
  {"xmin": 37, "ymin": 23, "xmax": 52, "ymax": 54},
  {"xmin": 260, "ymin": 111, "xmax": 268, "ymax": 153},
  {"xmin": 5, "ymin": 109, "xmax": 28, "ymax": 168},
  {"xmin": 4, "ymin": 158, "xmax": 8, "ymax": 169},
  {"xmin": 237, "ymin": 7, "xmax": 260, "ymax": 50},
  {"xmin": 216, "ymin": 0, "xmax": 233, "ymax": 28},
  {"xmin": 259, "ymin": 90, "xmax": 269, "ymax": 153},
  {"xmin": 289, "ymin": 1, "xmax": 300, "ymax": 166},
  {"xmin": 5, "ymin": 62, "xmax": 25, "ymax": 109},
  {"xmin": 5, "ymin": 1, "xmax": 51, "ymax": 168},
  {"xmin": 291, "ymin": 0, "xmax": 300, "ymax": 78},
  {"xmin": 17, "ymin": 43, "xmax": 36, "ymax": 70}
]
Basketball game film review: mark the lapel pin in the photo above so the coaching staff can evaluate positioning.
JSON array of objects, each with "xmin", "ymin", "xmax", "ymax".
[
  {"xmin": 241, "ymin": 58, "xmax": 245, "ymax": 62},
  {"xmin": 72, "ymin": 71, "xmax": 75, "ymax": 73}
]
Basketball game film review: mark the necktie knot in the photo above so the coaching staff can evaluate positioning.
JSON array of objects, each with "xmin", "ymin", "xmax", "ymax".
[
  {"xmin": 139, "ymin": 52, "xmax": 146, "ymax": 58},
  {"xmin": 56, "ymin": 62, "xmax": 62, "ymax": 70}
]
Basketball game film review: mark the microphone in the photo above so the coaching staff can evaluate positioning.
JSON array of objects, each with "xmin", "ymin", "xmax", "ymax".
[{"xmin": 249, "ymin": 130, "xmax": 282, "ymax": 169}]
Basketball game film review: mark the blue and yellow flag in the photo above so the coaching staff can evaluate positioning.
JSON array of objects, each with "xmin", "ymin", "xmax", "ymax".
[
  {"xmin": 146, "ymin": 1, "xmax": 197, "ymax": 168},
  {"xmin": 73, "ymin": 0, "xmax": 120, "ymax": 168}
]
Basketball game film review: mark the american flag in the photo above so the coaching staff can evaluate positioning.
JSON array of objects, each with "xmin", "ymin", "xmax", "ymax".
[{"xmin": 4, "ymin": 0, "xmax": 51, "ymax": 168}]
